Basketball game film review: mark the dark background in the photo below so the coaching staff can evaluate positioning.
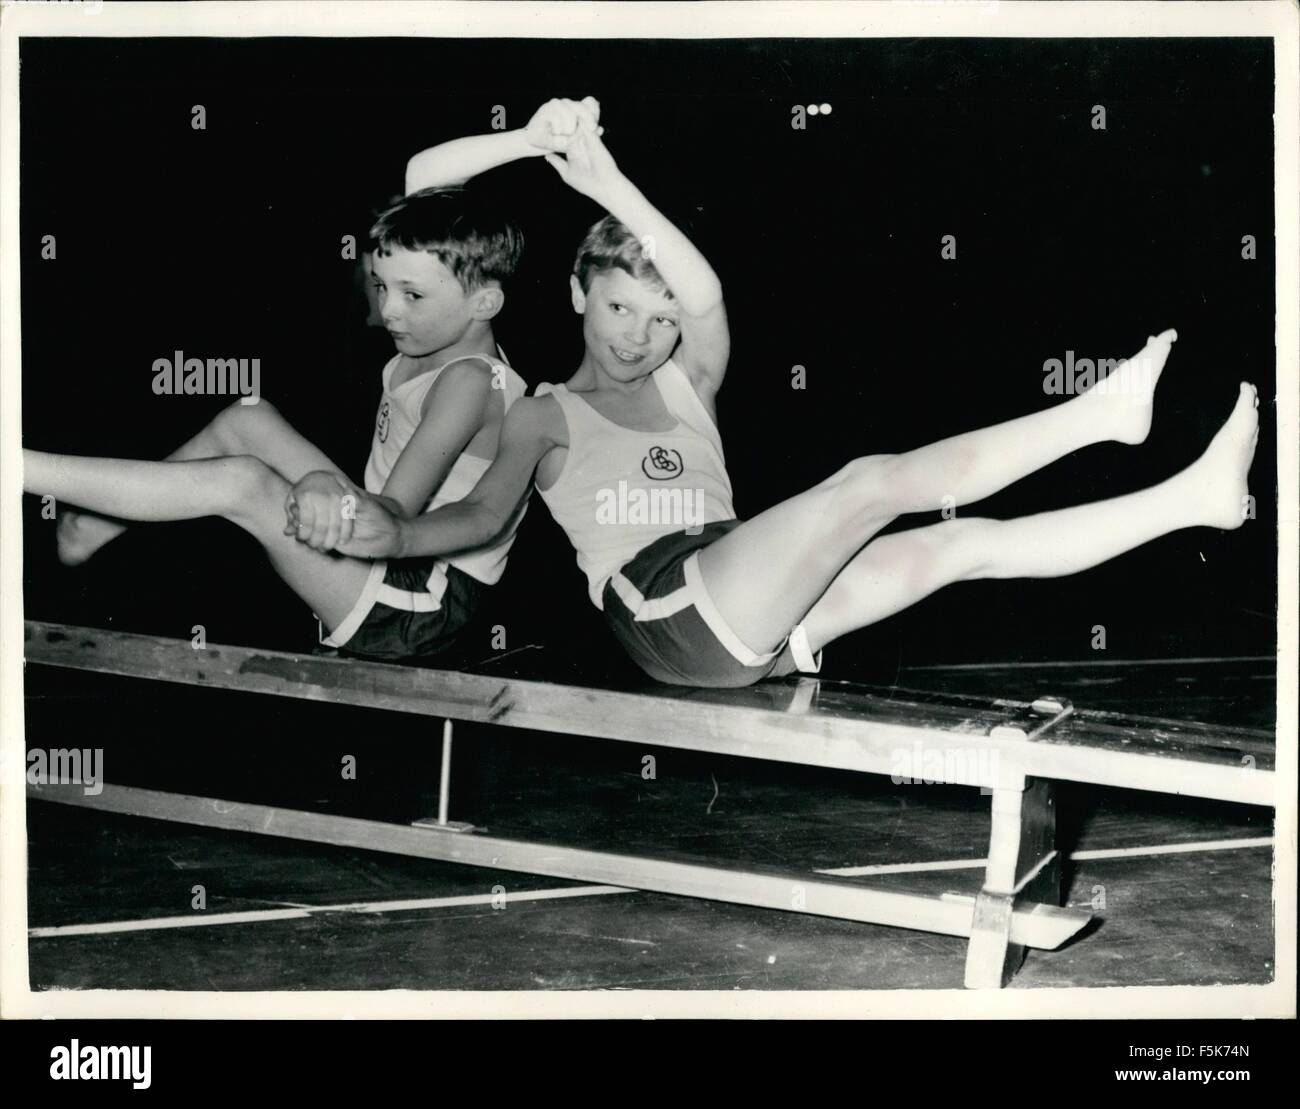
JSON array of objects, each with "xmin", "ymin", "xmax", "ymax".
[{"xmin": 20, "ymin": 36, "xmax": 1278, "ymax": 678}]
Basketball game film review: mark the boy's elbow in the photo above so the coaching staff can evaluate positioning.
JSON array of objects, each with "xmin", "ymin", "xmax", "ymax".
[
  {"xmin": 403, "ymin": 156, "xmax": 421, "ymax": 195},
  {"xmin": 404, "ymin": 152, "xmax": 443, "ymax": 194}
]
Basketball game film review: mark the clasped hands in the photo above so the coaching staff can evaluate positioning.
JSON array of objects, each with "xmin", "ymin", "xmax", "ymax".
[
  {"xmin": 283, "ymin": 471, "xmax": 403, "ymax": 559},
  {"xmin": 524, "ymin": 97, "xmax": 624, "ymax": 203}
]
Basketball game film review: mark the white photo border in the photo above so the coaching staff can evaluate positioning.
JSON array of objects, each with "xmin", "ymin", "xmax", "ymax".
[{"xmin": 1, "ymin": 0, "xmax": 1295, "ymax": 1020}]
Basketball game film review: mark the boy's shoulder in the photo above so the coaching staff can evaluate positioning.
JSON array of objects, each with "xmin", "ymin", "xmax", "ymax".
[
  {"xmin": 505, "ymin": 390, "xmax": 569, "ymax": 448},
  {"xmin": 405, "ymin": 351, "xmax": 513, "ymax": 409},
  {"xmin": 393, "ymin": 350, "xmax": 497, "ymax": 382}
]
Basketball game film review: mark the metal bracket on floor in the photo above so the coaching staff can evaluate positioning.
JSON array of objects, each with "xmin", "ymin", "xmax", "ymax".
[
  {"xmin": 411, "ymin": 719, "xmax": 478, "ymax": 834},
  {"xmin": 988, "ymin": 695, "xmax": 1074, "ymax": 741}
]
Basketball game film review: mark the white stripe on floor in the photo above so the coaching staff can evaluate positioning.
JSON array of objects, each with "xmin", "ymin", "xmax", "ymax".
[
  {"xmin": 29, "ymin": 884, "xmax": 634, "ymax": 939},
  {"xmin": 32, "ymin": 838, "xmax": 1275, "ymax": 937},
  {"xmin": 815, "ymin": 836, "xmax": 1274, "ymax": 876},
  {"xmin": 903, "ymin": 655, "xmax": 1272, "ymax": 671},
  {"xmin": 819, "ymin": 858, "xmax": 989, "ymax": 877}
]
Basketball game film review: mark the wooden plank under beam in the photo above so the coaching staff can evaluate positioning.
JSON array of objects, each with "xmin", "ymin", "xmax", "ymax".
[
  {"xmin": 28, "ymin": 783, "xmax": 1091, "ymax": 952},
  {"xmin": 24, "ymin": 621, "xmax": 1275, "ymax": 806}
]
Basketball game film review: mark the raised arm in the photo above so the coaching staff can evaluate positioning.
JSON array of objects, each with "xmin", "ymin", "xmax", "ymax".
[
  {"xmin": 329, "ymin": 395, "xmax": 563, "ymax": 561},
  {"xmin": 405, "ymin": 97, "xmax": 603, "ymax": 192},
  {"xmin": 545, "ymin": 126, "xmax": 731, "ymax": 401}
]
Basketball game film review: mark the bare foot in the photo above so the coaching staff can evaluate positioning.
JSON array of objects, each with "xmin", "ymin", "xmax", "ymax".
[
  {"xmin": 56, "ymin": 509, "xmax": 126, "ymax": 566},
  {"xmin": 1081, "ymin": 328, "xmax": 1178, "ymax": 445},
  {"xmin": 1188, "ymin": 382, "xmax": 1260, "ymax": 531}
]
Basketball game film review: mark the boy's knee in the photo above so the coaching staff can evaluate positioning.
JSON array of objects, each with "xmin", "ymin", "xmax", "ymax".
[
  {"xmin": 221, "ymin": 454, "xmax": 286, "ymax": 516},
  {"xmin": 211, "ymin": 398, "xmax": 282, "ymax": 453},
  {"xmin": 826, "ymin": 454, "xmax": 901, "ymax": 521},
  {"xmin": 934, "ymin": 516, "xmax": 999, "ymax": 581}
]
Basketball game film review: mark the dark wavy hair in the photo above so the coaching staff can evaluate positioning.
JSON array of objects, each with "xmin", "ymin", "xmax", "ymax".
[{"xmin": 369, "ymin": 187, "xmax": 524, "ymax": 293}]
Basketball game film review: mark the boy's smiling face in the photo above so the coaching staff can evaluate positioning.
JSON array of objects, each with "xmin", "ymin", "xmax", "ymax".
[
  {"xmin": 572, "ymin": 268, "xmax": 680, "ymax": 382},
  {"xmin": 372, "ymin": 247, "xmax": 482, "ymax": 357}
]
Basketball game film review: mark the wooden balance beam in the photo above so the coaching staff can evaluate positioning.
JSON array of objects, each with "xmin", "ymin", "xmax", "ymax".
[{"xmin": 22, "ymin": 620, "xmax": 1276, "ymax": 988}]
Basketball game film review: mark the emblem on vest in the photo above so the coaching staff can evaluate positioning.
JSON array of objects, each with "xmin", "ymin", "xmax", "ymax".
[
  {"xmin": 377, "ymin": 400, "xmax": 391, "ymax": 443},
  {"xmin": 642, "ymin": 446, "xmax": 683, "ymax": 480}
]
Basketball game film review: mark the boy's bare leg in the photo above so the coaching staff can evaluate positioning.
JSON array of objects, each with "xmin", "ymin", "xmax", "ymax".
[
  {"xmin": 697, "ymin": 331, "xmax": 1179, "ymax": 654},
  {"xmin": 798, "ymin": 383, "xmax": 1260, "ymax": 652},
  {"xmin": 885, "ymin": 330, "xmax": 1176, "ymax": 512},
  {"xmin": 27, "ymin": 450, "xmax": 370, "ymax": 630},
  {"xmin": 56, "ymin": 400, "xmax": 345, "ymax": 565}
]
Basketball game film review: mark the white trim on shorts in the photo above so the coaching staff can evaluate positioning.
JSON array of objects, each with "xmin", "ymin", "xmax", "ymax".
[
  {"xmin": 318, "ymin": 560, "xmax": 450, "ymax": 649},
  {"xmin": 608, "ymin": 553, "xmax": 826, "ymax": 673},
  {"xmin": 608, "ymin": 570, "xmax": 694, "ymax": 622},
  {"xmin": 681, "ymin": 552, "xmax": 782, "ymax": 667},
  {"xmin": 607, "ymin": 553, "xmax": 778, "ymax": 668},
  {"xmin": 787, "ymin": 622, "xmax": 824, "ymax": 674}
]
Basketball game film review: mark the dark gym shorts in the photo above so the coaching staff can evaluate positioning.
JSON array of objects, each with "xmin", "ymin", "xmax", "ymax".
[
  {"xmin": 318, "ymin": 557, "xmax": 484, "ymax": 661},
  {"xmin": 602, "ymin": 520, "xmax": 823, "ymax": 688}
]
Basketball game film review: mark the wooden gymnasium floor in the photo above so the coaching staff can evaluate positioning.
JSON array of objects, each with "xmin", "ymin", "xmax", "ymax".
[{"xmin": 24, "ymin": 657, "xmax": 1275, "ymax": 991}]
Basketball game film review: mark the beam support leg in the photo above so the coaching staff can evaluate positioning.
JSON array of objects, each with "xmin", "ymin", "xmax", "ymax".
[{"xmin": 964, "ymin": 773, "xmax": 1060, "ymax": 988}]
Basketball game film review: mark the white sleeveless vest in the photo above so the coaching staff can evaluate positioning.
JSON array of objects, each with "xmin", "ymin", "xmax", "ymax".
[
  {"xmin": 364, "ymin": 349, "xmax": 528, "ymax": 585},
  {"xmin": 536, "ymin": 358, "xmax": 736, "ymax": 608}
]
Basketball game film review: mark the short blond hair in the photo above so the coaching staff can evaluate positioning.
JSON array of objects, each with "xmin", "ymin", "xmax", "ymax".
[{"xmin": 572, "ymin": 215, "xmax": 671, "ymax": 296}]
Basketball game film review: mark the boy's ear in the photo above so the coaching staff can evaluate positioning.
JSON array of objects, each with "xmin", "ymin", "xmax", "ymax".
[
  {"xmin": 470, "ymin": 285, "xmax": 505, "ymax": 321},
  {"xmin": 569, "ymin": 274, "xmax": 587, "ymax": 314}
]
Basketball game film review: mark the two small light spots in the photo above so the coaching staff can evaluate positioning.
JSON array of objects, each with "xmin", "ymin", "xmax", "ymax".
[{"xmin": 806, "ymin": 103, "xmax": 833, "ymax": 116}]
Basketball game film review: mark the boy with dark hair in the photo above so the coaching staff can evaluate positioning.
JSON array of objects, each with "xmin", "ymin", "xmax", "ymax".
[{"xmin": 26, "ymin": 178, "xmax": 532, "ymax": 660}]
